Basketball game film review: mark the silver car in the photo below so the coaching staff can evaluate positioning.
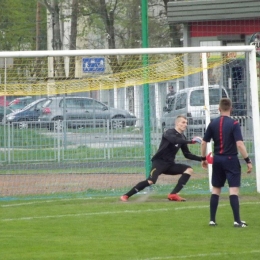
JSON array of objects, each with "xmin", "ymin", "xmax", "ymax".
[
  {"xmin": 162, "ymin": 85, "xmax": 229, "ymax": 138},
  {"xmin": 38, "ymin": 96, "xmax": 136, "ymax": 130}
]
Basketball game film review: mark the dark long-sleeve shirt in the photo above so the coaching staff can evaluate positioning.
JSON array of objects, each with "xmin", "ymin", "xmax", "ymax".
[{"xmin": 152, "ymin": 128, "xmax": 202, "ymax": 162}]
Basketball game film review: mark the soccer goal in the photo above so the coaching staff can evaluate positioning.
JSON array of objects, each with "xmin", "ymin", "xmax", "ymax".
[{"xmin": 0, "ymin": 45, "xmax": 259, "ymax": 198}]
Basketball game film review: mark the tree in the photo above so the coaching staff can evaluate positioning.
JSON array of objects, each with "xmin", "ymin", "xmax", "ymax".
[
  {"xmin": 42, "ymin": 0, "xmax": 66, "ymax": 78},
  {"xmin": 43, "ymin": 0, "xmax": 62, "ymax": 50},
  {"xmin": 0, "ymin": 0, "xmax": 48, "ymax": 84},
  {"xmin": 79, "ymin": 0, "xmax": 171, "ymax": 48},
  {"xmin": 77, "ymin": 0, "xmax": 172, "ymax": 73},
  {"xmin": 69, "ymin": 0, "xmax": 79, "ymax": 77},
  {"xmin": 0, "ymin": 0, "xmax": 46, "ymax": 51},
  {"xmin": 161, "ymin": 0, "xmax": 183, "ymax": 47}
]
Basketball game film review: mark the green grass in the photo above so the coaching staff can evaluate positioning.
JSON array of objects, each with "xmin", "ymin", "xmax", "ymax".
[
  {"xmin": 0, "ymin": 127, "xmax": 56, "ymax": 147},
  {"xmin": 1, "ymin": 193, "xmax": 260, "ymax": 260}
]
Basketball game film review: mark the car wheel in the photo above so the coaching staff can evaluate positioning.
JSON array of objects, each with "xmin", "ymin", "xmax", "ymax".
[
  {"xmin": 111, "ymin": 116, "xmax": 125, "ymax": 129},
  {"xmin": 17, "ymin": 120, "xmax": 29, "ymax": 129},
  {"xmin": 49, "ymin": 117, "xmax": 64, "ymax": 132}
]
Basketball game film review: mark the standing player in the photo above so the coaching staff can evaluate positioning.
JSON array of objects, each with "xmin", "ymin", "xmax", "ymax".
[
  {"xmin": 201, "ymin": 98, "xmax": 253, "ymax": 227},
  {"xmin": 120, "ymin": 115, "xmax": 204, "ymax": 202}
]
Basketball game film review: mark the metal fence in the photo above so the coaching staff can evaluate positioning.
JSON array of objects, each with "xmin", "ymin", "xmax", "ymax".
[
  {"xmin": 0, "ymin": 116, "xmax": 255, "ymax": 165},
  {"xmin": 0, "ymin": 116, "xmax": 256, "ymax": 198}
]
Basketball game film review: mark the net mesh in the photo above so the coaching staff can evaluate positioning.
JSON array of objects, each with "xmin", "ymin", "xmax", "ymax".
[
  {"xmin": 0, "ymin": 49, "xmax": 257, "ymax": 200},
  {"xmin": 0, "ymin": 53, "xmax": 240, "ymax": 96}
]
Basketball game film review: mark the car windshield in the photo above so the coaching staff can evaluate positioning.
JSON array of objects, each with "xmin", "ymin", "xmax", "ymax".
[
  {"xmin": 190, "ymin": 89, "xmax": 227, "ymax": 106},
  {"xmin": 41, "ymin": 99, "xmax": 52, "ymax": 108},
  {"xmin": 23, "ymin": 99, "xmax": 43, "ymax": 110}
]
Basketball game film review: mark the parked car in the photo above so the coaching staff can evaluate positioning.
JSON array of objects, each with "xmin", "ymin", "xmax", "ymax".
[
  {"xmin": 161, "ymin": 85, "xmax": 229, "ymax": 138},
  {"xmin": 3, "ymin": 98, "xmax": 48, "ymax": 129},
  {"xmin": 8, "ymin": 96, "xmax": 36, "ymax": 111},
  {"xmin": 38, "ymin": 96, "xmax": 137, "ymax": 130}
]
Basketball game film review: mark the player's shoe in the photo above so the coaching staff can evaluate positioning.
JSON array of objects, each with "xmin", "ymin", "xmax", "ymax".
[
  {"xmin": 167, "ymin": 193, "xmax": 186, "ymax": 201},
  {"xmin": 120, "ymin": 195, "xmax": 129, "ymax": 202},
  {"xmin": 209, "ymin": 221, "xmax": 217, "ymax": 226},
  {"xmin": 234, "ymin": 221, "xmax": 248, "ymax": 227}
]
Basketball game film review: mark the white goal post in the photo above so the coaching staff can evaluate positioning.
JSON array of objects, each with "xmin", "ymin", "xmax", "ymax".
[{"xmin": 0, "ymin": 45, "xmax": 259, "ymax": 194}]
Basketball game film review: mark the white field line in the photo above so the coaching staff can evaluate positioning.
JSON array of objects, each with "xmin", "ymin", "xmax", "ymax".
[
  {"xmin": 1, "ymin": 197, "xmax": 259, "ymax": 208},
  {"xmin": 1, "ymin": 201, "xmax": 259, "ymax": 222},
  {"xmin": 0, "ymin": 197, "xmax": 109, "ymax": 207},
  {"xmin": 138, "ymin": 250, "xmax": 260, "ymax": 260},
  {"xmin": 1, "ymin": 208, "xmax": 170, "ymax": 221}
]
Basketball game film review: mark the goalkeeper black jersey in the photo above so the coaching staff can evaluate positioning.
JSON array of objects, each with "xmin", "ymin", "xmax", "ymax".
[{"xmin": 151, "ymin": 128, "xmax": 201, "ymax": 162}]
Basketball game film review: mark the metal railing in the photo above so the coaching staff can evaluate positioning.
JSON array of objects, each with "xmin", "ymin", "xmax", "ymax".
[{"xmin": 0, "ymin": 116, "xmax": 254, "ymax": 166}]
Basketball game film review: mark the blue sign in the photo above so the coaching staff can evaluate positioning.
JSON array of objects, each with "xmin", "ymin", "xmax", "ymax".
[{"xmin": 82, "ymin": 57, "xmax": 105, "ymax": 73}]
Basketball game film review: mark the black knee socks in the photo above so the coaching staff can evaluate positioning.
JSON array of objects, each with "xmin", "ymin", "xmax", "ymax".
[
  {"xmin": 170, "ymin": 173, "xmax": 191, "ymax": 194},
  {"xmin": 125, "ymin": 180, "xmax": 150, "ymax": 197},
  {"xmin": 210, "ymin": 194, "xmax": 240, "ymax": 223},
  {"xmin": 230, "ymin": 194, "xmax": 240, "ymax": 223},
  {"xmin": 210, "ymin": 194, "xmax": 219, "ymax": 222}
]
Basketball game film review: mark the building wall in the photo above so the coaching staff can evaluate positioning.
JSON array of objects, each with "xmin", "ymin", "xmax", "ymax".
[
  {"xmin": 190, "ymin": 20, "xmax": 260, "ymax": 38},
  {"xmin": 167, "ymin": 0, "xmax": 260, "ymax": 116},
  {"xmin": 167, "ymin": 0, "xmax": 260, "ymax": 23}
]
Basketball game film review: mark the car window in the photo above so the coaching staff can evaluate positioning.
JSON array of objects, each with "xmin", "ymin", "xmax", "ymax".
[
  {"xmin": 9, "ymin": 97, "xmax": 34, "ymax": 107},
  {"xmin": 35, "ymin": 100, "xmax": 44, "ymax": 109},
  {"xmin": 59, "ymin": 98, "xmax": 87, "ymax": 109},
  {"xmin": 75, "ymin": 99, "xmax": 85, "ymax": 108},
  {"xmin": 30, "ymin": 100, "xmax": 46, "ymax": 111},
  {"xmin": 8, "ymin": 104, "xmax": 24, "ymax": 110},
  {"xmin": 64, "ymin": 99, "xmax": 78, "ymax": 108},
  {"xmin": 175, "ymin": 93, "xmax": 187, "ymax": 110},
  {"xmin": 23, "ymin": 99, "xmax": 45, "ymax": 110},
  {"xmin": 168, "ymin": 96, "xmax": 176, "ymax": 111},
  {"xmin": 89, "ymin": 100, "xmax": 106, "ymax": 109},
  {"xmin": 190, "ymin": 88, "xmax": 227, "ymax": 106},
  {"xmin": 23, "ymin": 100, "xmax": 39, "ymax": 110},
  {"xmin": 190, "ymin": 90, "xmax": 205, "ymax": 106},
  {"xmin": 83, "ymin": 99, "xmax": 95, "ymax": 108}
]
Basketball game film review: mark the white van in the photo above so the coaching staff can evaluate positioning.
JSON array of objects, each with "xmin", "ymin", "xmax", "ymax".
[{"xmin": 161, "ymin": 85, "xmax": 229, "ymax": 138}]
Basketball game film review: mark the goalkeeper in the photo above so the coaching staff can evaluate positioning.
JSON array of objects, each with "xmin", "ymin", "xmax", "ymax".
[{"xmin": 120, "ymin": 115, "xmax": 205, "ymax": 202}]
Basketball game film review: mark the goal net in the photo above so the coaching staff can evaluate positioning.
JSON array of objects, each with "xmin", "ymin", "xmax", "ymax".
[{"xmin": 0, "ymin": 46, "xmax": 259, "ymax": 199}]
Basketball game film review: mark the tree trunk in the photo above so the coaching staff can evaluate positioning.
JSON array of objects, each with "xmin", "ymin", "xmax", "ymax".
[
  {"xmin": 44, "ymin": 0, "xmax": 65, "ymax": 78},
  {"xmin": 69, "ymin": 0, "xmax": 79, "ymax": 78},
  {"xmin": 98, "ymin": 0, "xmax": 119, "ymax": 72}
]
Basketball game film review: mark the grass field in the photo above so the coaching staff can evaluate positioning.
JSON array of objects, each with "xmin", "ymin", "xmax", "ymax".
[{"xmin": 1, "ymin": 192, "xmax": 260, "ymax": 260}]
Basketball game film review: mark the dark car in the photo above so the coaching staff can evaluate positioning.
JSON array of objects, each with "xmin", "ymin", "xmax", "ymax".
[
  {"xmin": 38, "ymin": 96, "xmax": 137, "ymax": 130},
  {"xmin": 3, "ymin": 98, "xmax": 47, "ymax": 129}
]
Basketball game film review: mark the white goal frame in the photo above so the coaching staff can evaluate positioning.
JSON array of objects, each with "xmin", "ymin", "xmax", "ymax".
[{"xmin": 1, "ymin": 45, "xmax": 259, "ymax": 192}]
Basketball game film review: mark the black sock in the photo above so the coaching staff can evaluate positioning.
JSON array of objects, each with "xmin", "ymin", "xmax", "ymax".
[
  {"xmin": 230, "ymin": 194, "xmax": 240, "ymax": 223},
  {"xmin": 170, "ymin": 173, "xmax": 191, "ymax": 194},
  {"xmin": 125, "ymin": 180, "xmax": 150, "ymax": 197},
  {"xmin": 210, "ymin": 194, "xmax": 219, "ymax": 222}
]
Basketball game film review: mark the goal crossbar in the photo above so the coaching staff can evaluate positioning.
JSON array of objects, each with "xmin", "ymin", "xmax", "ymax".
[{"xmin": 0, "ymin": 46, "xmax": 256, "ymax": 58}]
